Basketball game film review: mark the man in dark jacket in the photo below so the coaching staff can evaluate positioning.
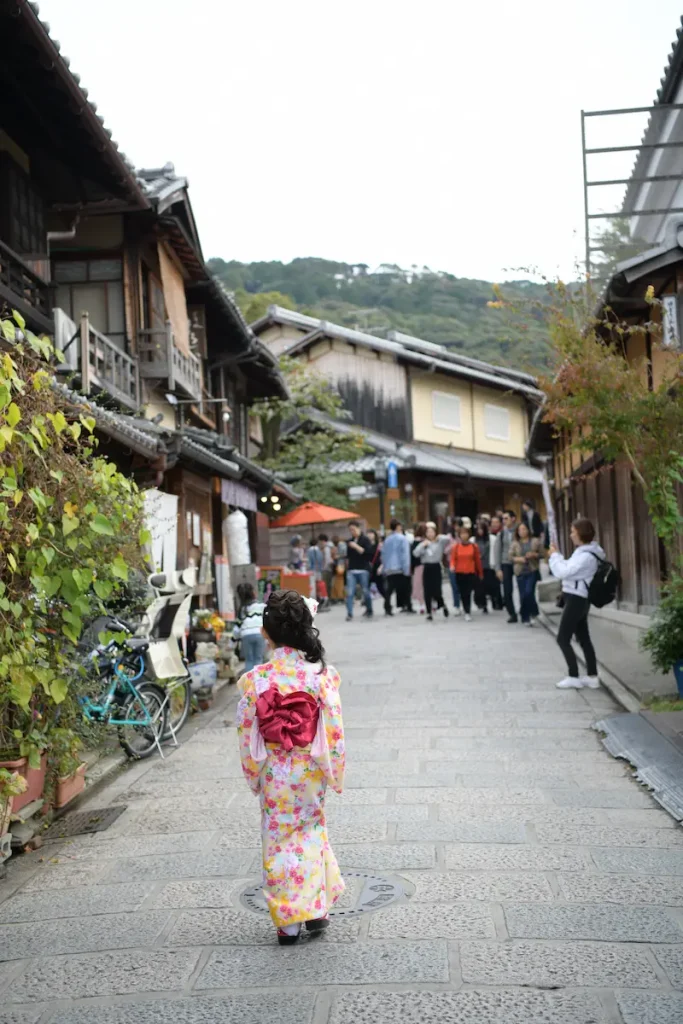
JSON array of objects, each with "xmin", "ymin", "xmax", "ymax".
[{"xmin": 522, "ymin": 499, "xmax": 543, "ymax": 539}]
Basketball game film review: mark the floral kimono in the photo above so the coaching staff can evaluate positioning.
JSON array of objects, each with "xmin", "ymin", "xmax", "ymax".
[{"xmin": 236, "ymin": 646, "xmax": 345, "ymax": 928}]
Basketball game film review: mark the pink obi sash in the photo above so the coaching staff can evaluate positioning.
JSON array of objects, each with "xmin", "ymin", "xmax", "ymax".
[{"xmin": 250, "ymin": 684, "xmax": 328, "ymax": 763}]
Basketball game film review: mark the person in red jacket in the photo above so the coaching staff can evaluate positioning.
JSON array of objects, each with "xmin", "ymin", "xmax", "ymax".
[{"xmin": 449, "ymin": 525, "xmax": 483, "ymax": 622}]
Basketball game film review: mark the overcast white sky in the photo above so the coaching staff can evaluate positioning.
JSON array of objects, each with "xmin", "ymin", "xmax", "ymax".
[{"xmin": 38, "ymin": 0, "xmax": 683, "ymax": 281}]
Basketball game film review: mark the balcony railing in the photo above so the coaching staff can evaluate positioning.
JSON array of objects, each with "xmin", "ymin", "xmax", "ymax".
[
  {"xmin": 79, "ymin": 314, "xmax": 139, "ymax": 411},
  {"xmin": 0, "ymin": 239, "xmax": 53, "ymax": 334},
  {"xmin": 138, "ymin": 323, "xmax": 202, "ymax": 402}
]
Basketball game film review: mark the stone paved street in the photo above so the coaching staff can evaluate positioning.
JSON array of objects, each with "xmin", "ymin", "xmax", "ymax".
[{"xmin": 1, "ymin": 607, "xmax": 683, "ymax": 1022}]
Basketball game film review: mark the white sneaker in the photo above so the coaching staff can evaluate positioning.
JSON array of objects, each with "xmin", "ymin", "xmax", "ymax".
[
  {"xmin": 580, "ymin": 675, "xmax": 600, "ymax": 689},
  {"xmin": 453, "ymin": 607, "xmax": 462, "ymax": 617},
  {"xmin": 464, "ymin": 614, "xmax": 472, "ymax": 622},
  {"xmin": 556, "ymin": 676, "xmax": 584, "ymax": 689},
  {"xmin": 524, "ymin": 621, "xmax": 533, "ymax": 628}
]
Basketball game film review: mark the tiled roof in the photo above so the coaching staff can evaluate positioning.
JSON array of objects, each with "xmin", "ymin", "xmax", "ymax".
[
  {"xmin": 253, "ymin": 305, "xmax": 542, "ymax": 399},
  {"xmin": 22, "ymin": 2, "xmax": 148, "ymax": 206},
  {"xmin": 302, "ymin": 411, "xmax": 542, "ymax": 485},
  {"xmin": 53, "ymin": 382, "xmax": 163, "ymax": 459}
]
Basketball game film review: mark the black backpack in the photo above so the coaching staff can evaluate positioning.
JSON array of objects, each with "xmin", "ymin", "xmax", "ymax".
[{"xmin": 587, "ymin": 552, "xmax": 620, "ymax": 608}]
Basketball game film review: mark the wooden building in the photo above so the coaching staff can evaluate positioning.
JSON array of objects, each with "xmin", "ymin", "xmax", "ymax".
[
  {"xmin": 0, "ymin": 4, "xmax": 293, "ymax": 606},
  {"xmin": 252, "ymin": 305, "xmax": 546, "ymax": 527}
]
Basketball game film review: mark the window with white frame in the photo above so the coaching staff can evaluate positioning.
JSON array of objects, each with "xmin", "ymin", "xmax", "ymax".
[
  {"xmin": 431, "ymin": 390, "xmax": 461, "ymax": 431},
  {"xmin": 484, "ymin": 402, "xmax": 510, "ymax": 441}
]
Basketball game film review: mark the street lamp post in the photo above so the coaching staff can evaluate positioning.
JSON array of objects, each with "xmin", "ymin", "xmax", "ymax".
[{"xmin": 373, "ymin": 457, "xmax": 388, "ymax": 536}]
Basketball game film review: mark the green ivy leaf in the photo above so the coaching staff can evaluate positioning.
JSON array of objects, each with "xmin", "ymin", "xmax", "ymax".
[
  {"xmin": 93, "ymin": 579, "xmax": 113, "ymax": 600},
  {"xmin": 111, "ymin": 554, "xmax": 129, "ymax": 581},
  {"xmin": 12, "ymin": 310, "xmax": 26, "ymax": 331},
  {"xmin": 49, "ymin": 470, "xmax": 64, "ymax": 484},
  {"xmin": 62, "ymin": 514, "xmax": 80, "ymax": 537},
  {"xmin": 6, "ymin": 403, "xmax": 20, "ymax": 428},
  {"xmin": 50, "ymin": 678, "xmax": 68, "ymax": 704},
  {"xmin": 89, "ymin": 513, "xmax": 115, "ymax": 536},
  {"xmin": 139, "ymin": 528, "xmax": 152, "ymax": 546},
  {"xmin": 7, "ymin": 552, "xmax": 16, "ymax": 572}
]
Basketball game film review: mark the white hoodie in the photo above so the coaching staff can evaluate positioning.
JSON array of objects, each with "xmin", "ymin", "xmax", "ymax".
[{"xmin": 549, "ymin": 541, "xmax": 606, "ymax": 599}]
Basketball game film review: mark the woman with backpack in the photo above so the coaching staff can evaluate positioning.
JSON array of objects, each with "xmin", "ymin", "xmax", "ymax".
[{"xmin": 549, "ymin": 517, "xmax": 605, "ymax": 690}]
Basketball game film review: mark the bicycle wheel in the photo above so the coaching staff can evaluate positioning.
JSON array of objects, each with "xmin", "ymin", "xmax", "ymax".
[
  {"xmin": 162, "ymin": 676, "xmax": 192, "ymax": 740},
  {"xmin": 118, "ymin": 682, "xmax": 168, "ymax": 759}
]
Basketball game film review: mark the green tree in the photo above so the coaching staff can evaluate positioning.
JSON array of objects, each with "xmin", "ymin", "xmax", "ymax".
[
  {"xmin": 0, "ymin": 312, "xmax": 147, "ymax": 766},
  {"xmin": 591, "ymin": 218, "xmax": 648, "ymax": 286},
  {"xmin": 234, "ymin": 289, "xmax": 296, "ymax": 323},
  {"xmin": 252, "ymin": 357, "xmax": 369, "ymax": 510}
]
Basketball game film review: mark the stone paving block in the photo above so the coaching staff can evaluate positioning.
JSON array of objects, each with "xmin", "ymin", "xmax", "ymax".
[
  {"xmin": 48, "ymin": 994, "xmax": 317, "ymax": 1024},
  {"xmin": 558, "ymin": 873, "xmax": 683, "ymax": 906},
  {"xmin": 0, "ymin": 910, "xmax": 170, "ymax": 961},
  {"xmin": 76, "ymin": 832, "xmax": 216, "ymax": 858},
  {"xmin": 505, "ymin": 903, "xmax": 683, "ymax": 942},
  {"xmin": 7, "ymin": 949, "xmax": 202, "ymax": 1003},
  {"xmin": 606, "ymin": 809, "xmax": 677, "ymax": 828},
  {"xmin": 368, "ymin": 901, "xmax": 495, "ymax": 938},
  {"xmin": 460, "ymin": 939, "xmax": 659, "ymax": 987},
  {"xmin": 396, "ymin": 786, "xmax": 547, "ymax": 805},
  {"xmin": 455, "ymin": 767, "xmax": 628, "ymax": 788},
  {"xmin": 21, "ymin": 859, "xmax": 108, "ymax": 892},
  {"xmin": 335, "ymin": 843, "xmax": 436, "ymax": 870},
  {"xmin": 329, "ymin": 989, "xmax": 609, "ymax": 1024},
  {"xmin": 396, "ymin": 820, "xmax": 527, "ymax": 843},
  {"xmin": 102, "ymin": 848, "xmax": 256, "ymax": 883},
  {"xmin": 168, "ymin": 907, "xmax": 360, "ymax": 945},
  {"xmin": 327, "ymin": 804, "xmax": 429, "ymax": 824},
  {"xmin": 126, "ymin": 808, "xmax": 249, "ymax": 834},
  {"xmin": 535, "ymin": 824, "xmax": 683, "ymax": 848},
  {"xmin": 591, "ymin": 848, "xmax": 683, "ymax": 875},
  {"xmin": 0, "ymin": 881, "xmax": 152, "ymax": 923},
  {"xmin": 437, "ymin": 805, "xmax": 606, "ymax": 826},
  {"xmin": 549, "ymin": 788, "xmax": 657, "ymax": 809},
  {"xmin": 617, "ymin": 991, "xmax": 683, "ymax": 1024},
  {"xmin": 654, "ymin": 945, "xmax": 683, "ymax": 987},
  {"xmin": 515, "ymin": 714, "xmax": 597, "ymax": 729},
  {"xmin": 153, "ymin": 878, "xmax": 248, "ymax": 909},
  {"xmin": 424, "ymin": 747, "xmax": 607, "ymax": 763},
  {"xmin": 124, "ymin": 778, "xmax": 236, "ymax": 800},
  {"xmin": 197, "ymin": 940, "xmax": 449, "ymax": 989},
  {"xmin": 0, "ymin": 1012, "xmax": 43, "ymax": 1024},
  {"xmin": 444, "ymin": 844, "xmax": 592, "ymax": 872},
  {"xmin": 343, "ymin": 742, "xmax": 398, "ymax": 761},
  {"xmin": 405, "ymin": 870, "xmax": 554, "ymax": 902}
]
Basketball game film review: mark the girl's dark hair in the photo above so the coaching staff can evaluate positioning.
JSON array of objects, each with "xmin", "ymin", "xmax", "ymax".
[
  {"xmin": 572, "ymin": 517, "xmax": 596, "ymax": 543},
  {"xmin": 262, "ymin": 589, "xmax": 326, "ymax": 672},
  {"xmin": 514, "ymin": 522, "xmax": 531, "ymax": 541},
  {"xmin": 236, "ymin": 582, "xmax": 255, "ymax": 615},
  {"xmin": 476, "ymin": 522, "xmax": 489, "ymax": 539}
]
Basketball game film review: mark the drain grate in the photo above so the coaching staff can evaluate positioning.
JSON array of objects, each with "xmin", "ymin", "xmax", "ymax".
[
  {"xmin": 239, "ymin": 871, "xmax": 405, "ymax": 917},
  {"xmin": 44, "ymin": 805, "xmax": 127, "ymax": 839}
]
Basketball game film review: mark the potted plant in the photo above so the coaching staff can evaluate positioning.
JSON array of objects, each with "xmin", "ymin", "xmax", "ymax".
[
  {"xmin": 50, "ymin": 730, "xmax": 86, "ymax": 809},
  {"xmin": 0, "ymin": 769, "xmax": 28, "ymax": 838},
  {"xmin": 0, "ymin": 721, "xmax": 49, "ymax": 814},
  {"xmin": 641, "ymin": 577, "xmax": 683, "ymax": 696}
]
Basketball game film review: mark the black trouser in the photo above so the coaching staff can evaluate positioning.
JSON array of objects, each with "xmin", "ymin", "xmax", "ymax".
[
  {"xmin": 502, "ymin": 563, "xmax": 516, "ymax": 620},
  {"xmin": 557, "ymin": 594, "xmax": 597, "ymax": 678},
  {"xmin": 397, "ymin": 574, "xmax": 413, "ymax": 611},
  {"xmin": 475, "ymin": 568, "xmax": 502, "ymax": 610},
  {"xmin": 384, "ymin": 573, "xmax": 404, "ymax": 613},
  {"xmin": 455, "ymin": 573, "xmax": 477, "ymax": 614},
  {"xmin": 423, "ymin": 563, "xmax": 444, "ymax": 614}
]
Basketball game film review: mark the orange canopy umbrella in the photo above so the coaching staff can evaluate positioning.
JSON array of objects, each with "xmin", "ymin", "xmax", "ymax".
[{"xmin": 270, "ymin": 501, "xmax": 357, "ymax": 528}]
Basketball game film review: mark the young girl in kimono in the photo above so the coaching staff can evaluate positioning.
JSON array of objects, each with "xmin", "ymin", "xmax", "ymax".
[{"xmin": 236, "ymin": 589, "xmax": 345, "ymax": 945}]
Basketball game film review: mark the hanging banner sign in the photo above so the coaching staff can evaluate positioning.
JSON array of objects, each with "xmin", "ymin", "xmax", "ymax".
[{"xmin": 387, "ymin": 459, "xmax": 398, "ymax": 489}]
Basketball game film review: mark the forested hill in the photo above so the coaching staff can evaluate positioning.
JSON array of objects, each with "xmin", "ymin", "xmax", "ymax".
[{"xmin": 207, "ymin": 257, "xmax": 551, "ymax": 372}]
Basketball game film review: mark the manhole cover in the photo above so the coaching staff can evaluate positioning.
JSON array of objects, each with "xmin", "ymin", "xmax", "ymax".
[
  {"xmin": 43, "ymin": 805, "xmax": 127, "ymax": 839},
  {"xmin": 239, "ymin": 871, "xmax": 405, "ymax": 917}
]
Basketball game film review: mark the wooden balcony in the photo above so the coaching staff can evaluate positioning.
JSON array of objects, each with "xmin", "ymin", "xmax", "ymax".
[
  {"xmin": 138, "ymin": 323, "xmax": 202, "ymax": 402},
  {"xmin": 0, "ymin": 239, "xmax": 53, "ymax": 334},
  {"xmin": 79, "ymin": 314, "xmax": 139, "ymax": 411}
]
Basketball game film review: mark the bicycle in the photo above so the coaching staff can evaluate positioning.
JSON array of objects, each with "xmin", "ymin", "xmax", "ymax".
[{"xmin": 79, "ymin": 639, "xmax": 169, "ymax": 760}]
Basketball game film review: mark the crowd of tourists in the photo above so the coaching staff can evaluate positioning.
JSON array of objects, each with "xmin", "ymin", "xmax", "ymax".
[{"xmin": 294, "ymin": 499, "xmax": 604, "ymax": 691}]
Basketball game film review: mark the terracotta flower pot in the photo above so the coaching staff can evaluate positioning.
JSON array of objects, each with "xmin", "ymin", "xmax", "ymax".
[
  {"xmin": 0, "ymin": 755, "xmax": 47, "ymax": 814},
  {"xmin": 54, "ymin": 763, "xmax": 86, "ymax": 809}
]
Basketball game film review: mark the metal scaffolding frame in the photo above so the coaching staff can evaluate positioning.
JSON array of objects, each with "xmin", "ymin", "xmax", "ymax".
[{"xmin": 581, "ymin": 102, "xmax": 683, "ymax": 276}]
